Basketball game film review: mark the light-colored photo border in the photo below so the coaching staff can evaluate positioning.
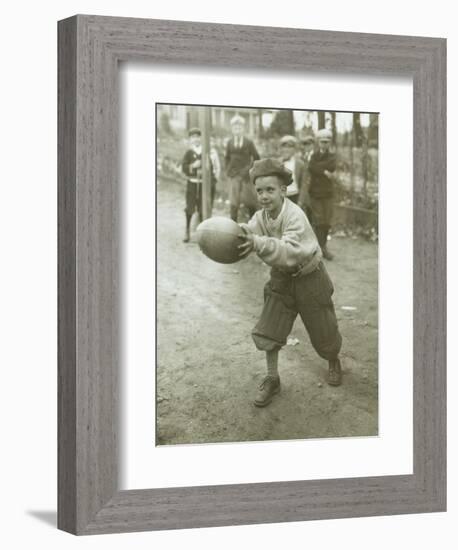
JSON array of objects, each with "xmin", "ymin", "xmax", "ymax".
[{"xmin": 120, "ymin": 67, "xmax": 412, "ymax": 489}]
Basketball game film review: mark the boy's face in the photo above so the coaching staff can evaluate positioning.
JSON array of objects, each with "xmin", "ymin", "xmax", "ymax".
[
  {"xmin": 302, "ymin": 142, "xmax": 314, "ymax": 155},
  {"xmin": 231, "ymin": 123, "xmax": 244, "ymax": 137},
  {"xmin": 254, "ymin": 175, "xmax": 286, "ymax": 216},
  {"xmin": 280, "ymin": 143, "xmax": 296, "ymax": 161},
  {"xmin": 190, "ymin": 134, "xmax": 201, "ymax": 147},
  {"xmin": 318, "ymin": 139, "xmax": 330, "ymax": 153}
]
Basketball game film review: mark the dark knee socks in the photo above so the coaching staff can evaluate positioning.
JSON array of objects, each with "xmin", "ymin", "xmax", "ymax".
[{"xmin": 185, "ymin": 213, "xmax": 192, "ymax": 232}]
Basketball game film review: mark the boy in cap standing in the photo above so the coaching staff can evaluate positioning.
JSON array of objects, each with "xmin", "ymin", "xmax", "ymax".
[
  {"xmin": 238, "ymin": 158, "xmax": 343, "ymax": 407},
  {"xmin": 299, "ymin": 134, "xmax": 315, "ymax": 164},
  {"xmin": 279, "ymin": 135, "xmax": 308, "ymax": 207},
  {"xmin": 308, "ymin": 128, "xmax": 337, "ymax": 260},
  {"xmin": 181, "ymin": 127, "xmax": 216, "ymax": 242},
  {"xmin": 225, "ymin": 115, "xmax": 260, "ymax": 222}
]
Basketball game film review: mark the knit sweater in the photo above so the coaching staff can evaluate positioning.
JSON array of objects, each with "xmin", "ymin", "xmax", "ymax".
[{"xmin": 243, "ymin": 198, "xmax": 321, "ymax": 274}]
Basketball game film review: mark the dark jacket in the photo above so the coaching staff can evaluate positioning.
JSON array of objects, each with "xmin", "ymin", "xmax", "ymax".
[
  {"xmin": 224, "ymin": 137, "xmax": 260, "ymax": 179},
  {"xmin": 291, "ymin": 158, "xmax": 311, "ymax": 207},
  {"xmin": 182, "ymin": 148, "xmax": 216, "ymax": 183},
  {"xmin": 308, "ymin": 150, "xmax": 337, "ymax": 199}
]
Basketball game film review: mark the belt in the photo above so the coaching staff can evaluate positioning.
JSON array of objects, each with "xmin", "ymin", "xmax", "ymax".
[{"xmin": 291, "ymin": 250, "xmax": 321, "ymax": 278}]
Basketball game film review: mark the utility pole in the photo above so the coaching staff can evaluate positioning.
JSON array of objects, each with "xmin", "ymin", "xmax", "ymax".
[{"xmin": 199, "ymin": 107, "xmax": 212, "ymax": 220}]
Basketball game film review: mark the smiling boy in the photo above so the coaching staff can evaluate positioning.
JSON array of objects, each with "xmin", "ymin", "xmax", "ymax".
[{"xmin": 238, "ymin": 158, "xmax": 343, "ymax": 407}]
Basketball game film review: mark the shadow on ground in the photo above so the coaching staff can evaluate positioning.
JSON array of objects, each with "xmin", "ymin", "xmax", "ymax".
[{"xmin": 26, "ymin": 510, "xmax": 57, "ymax": 528}]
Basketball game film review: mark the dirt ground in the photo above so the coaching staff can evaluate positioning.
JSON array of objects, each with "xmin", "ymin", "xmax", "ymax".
[{"xmin": 156, "ymin": 177, "xmax": 378, "ymax": 446}]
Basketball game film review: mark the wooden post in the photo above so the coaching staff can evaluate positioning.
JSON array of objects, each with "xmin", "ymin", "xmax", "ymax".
[{"xmin": 199, "ymin": 107, "xmax": 212, "ymax": 220}]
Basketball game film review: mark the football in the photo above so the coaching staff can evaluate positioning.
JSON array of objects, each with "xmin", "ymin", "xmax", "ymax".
[{"xmin": 196, "ymin": 217, "xmax": 244, "ymax": 264}]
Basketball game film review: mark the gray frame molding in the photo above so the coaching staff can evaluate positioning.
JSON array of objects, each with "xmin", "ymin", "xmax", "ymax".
[{"xmin": 58, "ymin": 14, "xmax": 446, "ymax": 535}]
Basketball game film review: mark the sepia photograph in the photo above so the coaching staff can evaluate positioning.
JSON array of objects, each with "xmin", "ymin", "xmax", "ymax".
[{"xmin": 156, "ymin": 103, "xmax": 379, "ymax": 446}]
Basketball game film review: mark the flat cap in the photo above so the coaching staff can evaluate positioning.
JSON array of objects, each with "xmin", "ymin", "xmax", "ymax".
[
  {"xmin": 279, "ymin": 135, "xmax": 298, "ymax": 147},
  {"xmin": 316, "ymin": 128, "xmax": 332, "ymax": 141},
  {"xmin": 188, "ymin": 127, "xmax": 201, "ymax": 136},
  {"xmin": 300, "ymin": 134, "xmax": 315, "ymax": 144},
  {"xmin": 249, "ymin": 158, "xmax": 293, "ymax": 186},
  {"xmin": 230, "ymin": 114, "xmax": 245, "ymax": 126}
]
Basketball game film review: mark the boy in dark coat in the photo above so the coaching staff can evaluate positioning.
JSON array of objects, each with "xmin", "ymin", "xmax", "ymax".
[
  {"xmin": 181, "ymin": 128, "xmax": 216, "ymax": 242},
  {"xmin": 225, "ymin": 115, "xmax": 260, "ymax": 222},
  {"xmin": 308, "ymin": 128, "xmax": 337, "ymax": 260}
]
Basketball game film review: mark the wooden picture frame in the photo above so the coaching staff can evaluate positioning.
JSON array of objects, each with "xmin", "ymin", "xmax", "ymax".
[{"xmin": 58, "ymin": 14, "xmax": 446, "ymax": 535}]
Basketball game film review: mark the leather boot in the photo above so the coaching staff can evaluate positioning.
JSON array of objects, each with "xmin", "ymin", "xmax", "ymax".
[
  {"xmin": 230, "ymin": 205, "xmax": 238, "ymax": 222},
  {"xmin": 327, "ymin": 358, "xmax": 342, "ymax": 386},
  {"xmin": 254, "ymin": 375, "xmax": 281, "ymax": 407}
]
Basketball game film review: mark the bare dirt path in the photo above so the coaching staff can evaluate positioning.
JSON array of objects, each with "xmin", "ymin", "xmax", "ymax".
[{"xmin": 156, "ymin": 177, "xmax": 378, "ymax": 445}]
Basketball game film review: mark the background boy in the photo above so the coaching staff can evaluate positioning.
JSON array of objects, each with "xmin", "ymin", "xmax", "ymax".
[
  {"xmin": 238, "ymin": 158, "xmax": 343, "ymax": 407},
  {"xmin": 308, "ymin": 128, "xmax": 337, "ymax": 260},
  {"xmin": 225, "ymin": 114, "xmax": 260, "ymax": 221},
  {"xmin": 279, "ymin": 134, "xmax": 308, "ymax": 207},
  {"xmin": 181, "ymin": 127, "xmax": 216, "ymax": 242}
]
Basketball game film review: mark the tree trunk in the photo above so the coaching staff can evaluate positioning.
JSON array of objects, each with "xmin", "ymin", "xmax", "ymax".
[
  {"xmin": 331, "ymin": 112, "xmax": 337, "ymax": 149},
  {"xmin": 317, "ymin": 111, "xmax": 326, "ymax": 130}
]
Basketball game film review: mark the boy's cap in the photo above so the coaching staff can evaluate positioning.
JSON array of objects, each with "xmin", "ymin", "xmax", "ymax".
[
  {"xmin": 188, "ymin": 127, "xmax": 201, "ymax": 136},
  {"xmin": 316, "ymin": 128, "xmax": 332, "ymax": 141},
  {"xmin": 280, "ymin": 135, "xmax": 298, "ymax": 147},
  {"xmin": 300, "ymin": 134, "xmax": 314, "ymax": 144},
  {"xmin": 230, "ymin": 114, "xmax": 245, "ymax": 126},
  {"xmin": 249, "ymin": 158, "xmax": 293, "ymax": 186}
]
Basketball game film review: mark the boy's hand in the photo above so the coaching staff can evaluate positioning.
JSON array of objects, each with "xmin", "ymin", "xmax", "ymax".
[
  {"xmin": 192, "ymin": 160, "xmax": 202, "ymax": 169},
  {"xmin": 324, "ymin": 169, "xmax": 332, "ymax": 178},
  {"xmin": 238, "ymin": 226, "xmax": 255, "ymax": 258}
]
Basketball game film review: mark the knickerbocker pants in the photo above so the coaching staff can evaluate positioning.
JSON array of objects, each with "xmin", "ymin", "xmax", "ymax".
[
  {"xmin": 229, "ymin": 175, "xmax": 258, "ymax": 213},
  {"xmin": 252, "ymin": 262, "xmax": 342, "ymax": 360}
]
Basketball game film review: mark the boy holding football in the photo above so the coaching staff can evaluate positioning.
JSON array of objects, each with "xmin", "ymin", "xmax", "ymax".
[{"xmin": 238, "ymin": 158, "xmax": 343, "ymax": 407}]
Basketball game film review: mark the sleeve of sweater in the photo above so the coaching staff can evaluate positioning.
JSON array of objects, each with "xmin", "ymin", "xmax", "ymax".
[
  {"xmin": 240, "ymin": 212, "xmax": 264, "ymax": 237},
  {"xmin": 244, "ymin": 208, "xmax": 318, "ymax": 269}
]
